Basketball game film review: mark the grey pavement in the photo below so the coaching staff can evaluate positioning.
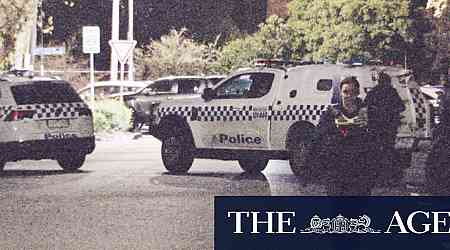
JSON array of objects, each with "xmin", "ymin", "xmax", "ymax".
[{"xmin": 0, "ymin": 132, "xmax": 432, "ymax": 249}]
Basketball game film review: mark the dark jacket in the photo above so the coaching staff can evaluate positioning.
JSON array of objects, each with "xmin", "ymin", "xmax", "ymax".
[
  {"xmin": 315, "ymin": 98, "xmax": 371, "ymax": 169},
  {"xmin": 364, "ymin": 85, "xmax": 405, "ymax": 132},
  {"xmin": 317, "ymin": 98, "xmax": 367, "ymax": 141}
]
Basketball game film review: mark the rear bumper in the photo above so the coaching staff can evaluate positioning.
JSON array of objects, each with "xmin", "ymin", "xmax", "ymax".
[{"xmin": 0, "ymin": 136, "xmax": 95, "ymax": 161}]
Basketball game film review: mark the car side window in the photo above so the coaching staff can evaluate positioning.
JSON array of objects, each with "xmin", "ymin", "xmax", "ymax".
[
  {"xmin": 150, "ymin": 80, "xmax": 173, "ymax": 93},
  {"xmin": 215, "ymin": 74, "xmax": 252, "ymax": 99},
  {"xmin": 214, "ymin": 73, "xmax": 274, "ymax": 99},
  {"xmin": 178, "ymin": 79, "xmax": 204, "ymax": 94}
]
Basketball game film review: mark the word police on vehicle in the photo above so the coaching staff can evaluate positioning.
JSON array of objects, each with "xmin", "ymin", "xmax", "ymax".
[
  {"xmin": 0, "ymin": 71, "xmax": 95, "ymax": 171},
  {"xmin": 212, "ymin": 134, "xmax": 262, "ymax": 145},
  {"xmin": 147, "ymin": 60, "xmax": 431, "ymax": 175}
]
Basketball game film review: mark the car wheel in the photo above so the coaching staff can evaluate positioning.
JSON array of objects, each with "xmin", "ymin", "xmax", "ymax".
[
  {"xmin": 289, "ymin": 140, "xmax": 313, "ymax": 176},
  {"xmin": 0, "ymin": 160, "xmax": 5, "ymax": 172},
  {"xmin": 238, "ymin": 159, "xmax": 268, "ymax": 173},
  {"xmin": 57, "ymin": 153, "xmax": 86, "ymax": 171},
  {"xmin": 161, "ymin": 134, "xmax": 194, "ymax": 174}
]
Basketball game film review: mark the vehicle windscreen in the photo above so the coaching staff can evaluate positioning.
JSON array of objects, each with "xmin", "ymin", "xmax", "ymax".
[
  {"xmin": 208, "ymin": 77, "xmax": 224, "ymax": 86},
  {"xmin": 11, "ymin": 81, "xmax": 83, "ymax": 105}
]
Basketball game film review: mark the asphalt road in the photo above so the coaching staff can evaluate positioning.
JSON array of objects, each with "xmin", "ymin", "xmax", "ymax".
[{"xmin": 0, "ymin": 132, "xmax": 432, "ymax": 249}]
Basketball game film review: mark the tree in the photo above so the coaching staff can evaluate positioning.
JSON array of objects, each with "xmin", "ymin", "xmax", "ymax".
[
  {"xmin": 217, "ymin": 35, "xmax": 260, "ymax": 72},
  {"xmin": 287, "ymin": 0, "xmax": 412, "ymax": 63},
  {"xmin": 407, "ymin": 1, "xmax": 436, "ymax": 83},
  {"xmin": 424, "ymin": 0, "xmax": 449, "ymax": 84},
  {"xmin": 254, "ymin": 15, "xmax": 298, "ymax": 60},
  {"xmin": 0, "ymin": 0, "xmax": 33, "ymax": 69},
  {"xmin": 41, "ymin": 0, "xmax": 261, "ymax": 71},
  {"xmin": 217, "ymin": 16, "xmax": 298, "ymax": 72},
  {"xmin": 135, "ymin": 28, "xmax": 211, "ymax": 80}
]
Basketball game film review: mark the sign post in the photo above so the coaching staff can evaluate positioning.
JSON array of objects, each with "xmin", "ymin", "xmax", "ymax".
[
  {"xmin": 108, "ymin": 40, "xmax": 137, "ymax": 102},
  {"xmin": 82, "ymin": 26, "xmax": 100, "ymax": 109}
]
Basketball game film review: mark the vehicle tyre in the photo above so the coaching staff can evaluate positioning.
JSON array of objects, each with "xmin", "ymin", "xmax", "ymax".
[
  {"xmin": 0, "ymin": 160, "xmax": 5, "ymax": 172},
  {"xmin": 238, "ymin": 159, "xmax": 268, "ymax": 173},
  {"xmin": 57, "ymin": 153, "xmax": 86, "ymax": 171},
  {"xmin": 161, "ymin": 134, "xmax": 194, "ymax": 174},
  {"xmin": 289, "ymin": 140, "xmax": 314, "ymax": 176}
]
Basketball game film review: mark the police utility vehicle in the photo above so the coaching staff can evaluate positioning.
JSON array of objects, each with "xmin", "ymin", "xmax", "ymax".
[
  {"xmin": 149, "ymin": 62, "xmax": 431, "ymax": 175},
  {"xmin": 0, "ymin": 73, "xmax": 95, "ymax": 171}
]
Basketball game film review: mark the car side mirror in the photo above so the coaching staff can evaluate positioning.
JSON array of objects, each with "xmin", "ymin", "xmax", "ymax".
[{"xmin": 202, "ymin": 88, "xmax": 215, "ymax": 101}]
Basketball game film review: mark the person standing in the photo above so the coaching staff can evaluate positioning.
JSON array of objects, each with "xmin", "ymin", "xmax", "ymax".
[
  {"xmin": 316, "ymin": 76, "xmax": 372, "ymax": 195},
  {"xmin": 426, "ymin": 84, "xmax": 450, "ymax": 194},
  {"xmin": 364, "ymin": 72, "xmax": 405, "ymax": 174}
]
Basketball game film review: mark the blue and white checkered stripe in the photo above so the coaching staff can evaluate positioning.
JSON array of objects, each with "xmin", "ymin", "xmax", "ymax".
[
  {"xmin": 410, "ymin": 88, "xmax": 427, "ymax": 129},
  {"xmin": 268, "ymin": 104, "xmax": 327, "ymax": 121},
  {"xmin": 0, "ymin": 102, "xmax": 88, "ymax": 120},
  {"xmin": 159, "ymin": 104, "xmax": 328, "ymax": 122}
]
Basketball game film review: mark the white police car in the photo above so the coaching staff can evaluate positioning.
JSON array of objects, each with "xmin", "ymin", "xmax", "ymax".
[
  {"xmin": 0, "ymin": 73, "xmax": 95, "ymax": 171},
  {"xmin": 149, "ymin": 62, "xmax": 431, "ymax": 175}
]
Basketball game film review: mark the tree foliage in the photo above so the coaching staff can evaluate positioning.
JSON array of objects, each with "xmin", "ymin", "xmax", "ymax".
[
  {"xmin": 217, "ymin": 35, "xmax": 260, "ymax": 72},
  {"xmin": 287, "ymin": 0, "xmax": 412, "ymax": 63},
  {"xmin": 424, "ymin": 0, "xmax": 449, "ymax": 84},
  {"xmin": 135, "ymin": 28, "xmax": 216, "ymax": 80},
  {"xmin": 217, "ymin": 16, "xmax": 297, "ymax": 72},
  {"xmin": 0, "ymin": 0, "xmax": 32, "ymax": 69}
]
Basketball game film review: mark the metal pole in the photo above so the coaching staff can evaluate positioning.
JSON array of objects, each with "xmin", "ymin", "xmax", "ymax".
[
  {"xmin": 120, "ymin": 62, "xmax": 125, "ymax": 102},
  {"xmin": 128, "ymin": 0, "xmax": 134, "ymax": 81},
  {"xmin": 90, "ymin": 53, "xmax": 95, "ymax": 112},
  {"xmin": 39, "ymin": 0, "xmax": 44, "ymax": 76},
  {"xmin": 111, "ymin": 0, "xmax": 120, "ymax": 81},
  {"xmin": 29, "ymin": 0, "xmax": 39, "ymax": 71}
]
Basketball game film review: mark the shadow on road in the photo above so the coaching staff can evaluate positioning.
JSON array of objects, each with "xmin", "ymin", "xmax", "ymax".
[
  {"xmin": 0, "ymin": 169, "xmax": 91, "ymax": 178},
  {"xmin": 163, "ymin": 171, "xmax": 268, "ymax": 182},
  {"xmin": 294, "ymin": 164, "xmax": 407, "ymax": 195},
  {"xmin": 160, "ymin": 164, "xmax": 408, "ymax": 196}
]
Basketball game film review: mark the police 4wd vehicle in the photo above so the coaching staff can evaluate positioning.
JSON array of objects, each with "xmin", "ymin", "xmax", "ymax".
[
  {"xmin": 149, "ymin": 62, "xmax": 431, "ymax": 175},
  {"xmin": 0, "ymin": 73, "xmax": 95, "ymax": 171}
]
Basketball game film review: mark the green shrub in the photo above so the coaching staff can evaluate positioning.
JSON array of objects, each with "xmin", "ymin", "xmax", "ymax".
[
  {"xmin": 135, "ymin": 28, "xmax": 210, "ymax": 80},
  {"xmin": 92, "ymin": 99, "xmax": 132, "ymax": 133}
]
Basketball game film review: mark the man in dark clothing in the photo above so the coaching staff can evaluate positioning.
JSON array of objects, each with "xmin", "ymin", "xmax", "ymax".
[
  {"xmin": 364, "ymin": 72, "xmax": 405, "ymax": 174},
  {"xmin": 316, "ymin": 77, "xmax": 372, "ymax": 195},
  {"xmin": 426, "ymin": 85, "xmax": 450, "ymax": 194}
]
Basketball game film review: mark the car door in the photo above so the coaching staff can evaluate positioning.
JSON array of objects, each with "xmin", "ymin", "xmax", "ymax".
[
  {"xmin": 269, "ymin": 68, "xmax": 336, "ymax": 150},
  {"xmin": 190, "ymin": 71, "xmax": 280, "ymax": 150}
]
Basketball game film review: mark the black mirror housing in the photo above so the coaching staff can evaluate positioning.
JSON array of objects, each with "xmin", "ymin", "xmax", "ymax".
[{"xmin": 202, "ymin": 88, "xmax": 215, "ymax": 100}]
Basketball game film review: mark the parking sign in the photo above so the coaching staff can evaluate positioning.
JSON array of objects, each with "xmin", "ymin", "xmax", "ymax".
[{"xmin": 82, "ymin": 26, "xmax": 100, "ymax": 54}]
